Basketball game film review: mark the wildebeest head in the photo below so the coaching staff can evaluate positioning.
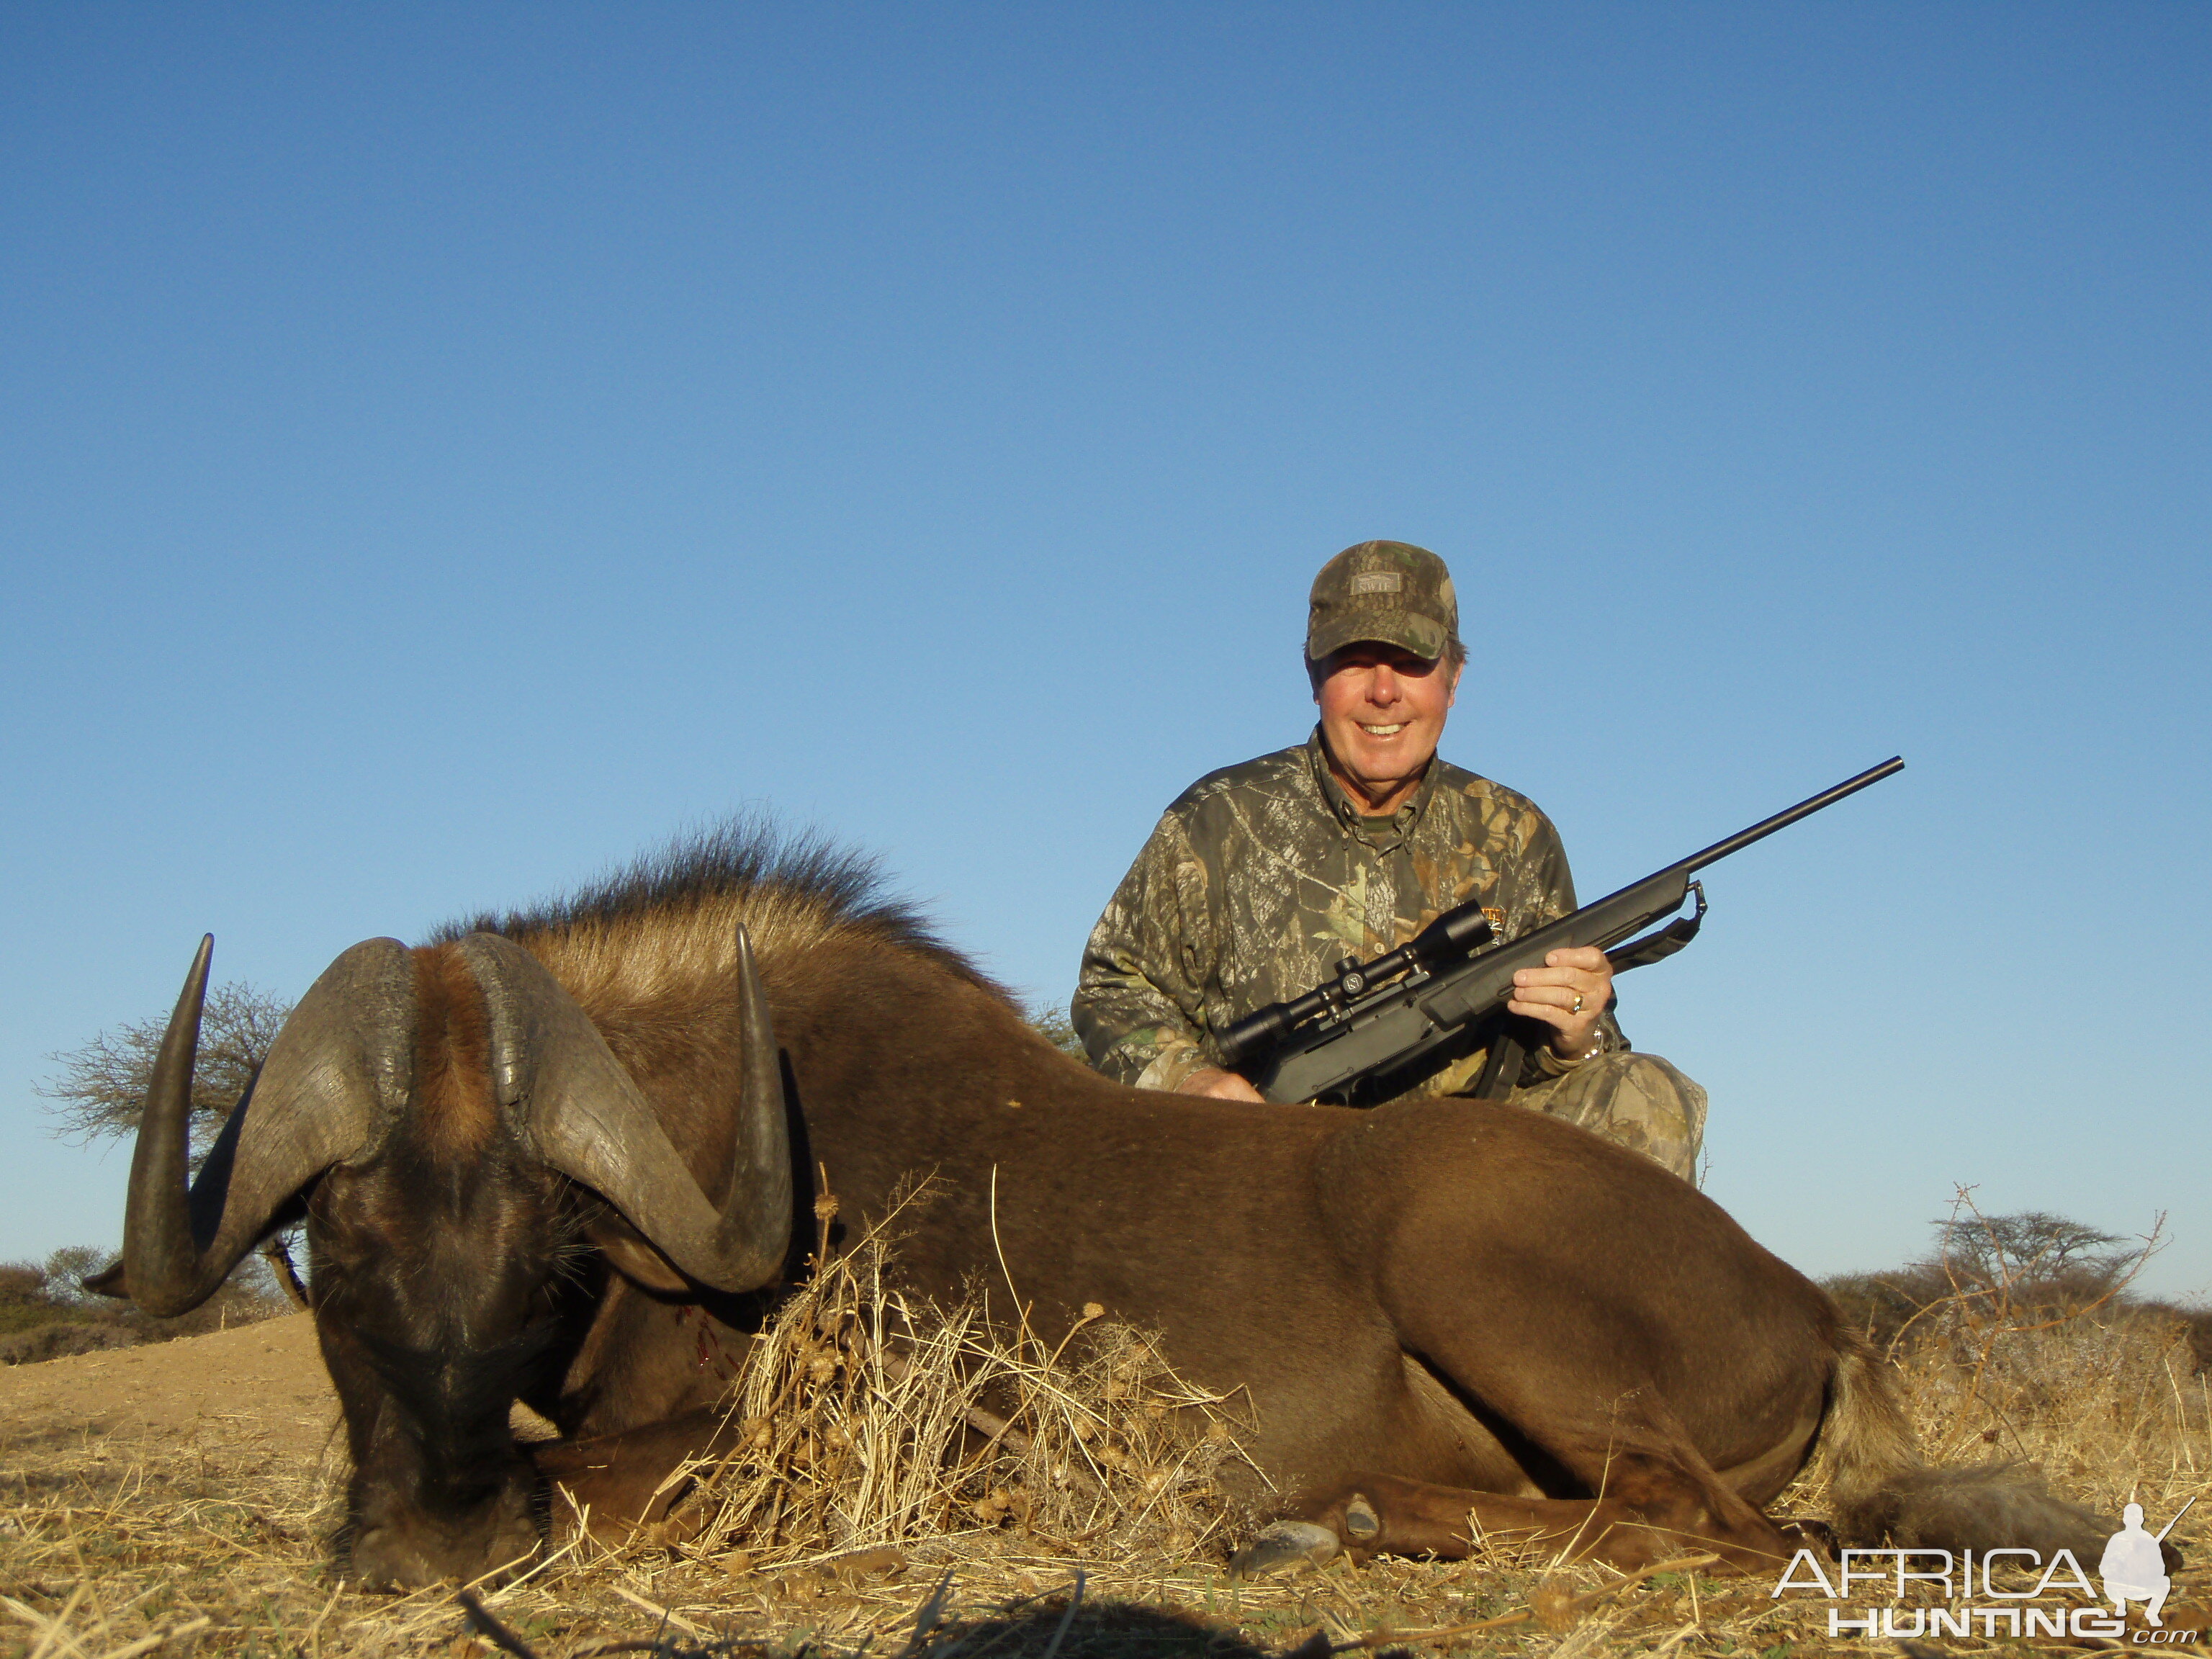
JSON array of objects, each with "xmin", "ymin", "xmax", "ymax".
[{"xmin": 93, "ymin": 927, "xmax": 791, "ymax": 1589}]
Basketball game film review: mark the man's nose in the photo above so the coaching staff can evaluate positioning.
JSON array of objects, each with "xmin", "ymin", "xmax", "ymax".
[{"xmin": 1369, "ymin": 665, "xmax": 1401, "ymax": 704}]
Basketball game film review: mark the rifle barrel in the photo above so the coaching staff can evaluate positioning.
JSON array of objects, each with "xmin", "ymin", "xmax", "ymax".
[
  {"xmin": 2154, "ymin": 1493, "xmax": 2195, "ymax": 1545},
  {"xmin": 1681, "ymin": 757, "xmax": 1903, "ymax": 876}
]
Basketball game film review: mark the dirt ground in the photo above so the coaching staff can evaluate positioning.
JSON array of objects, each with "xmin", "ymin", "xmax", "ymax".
[{"xmin": 0, "ymin": 1313, "xmax": 333, "ymax": 1473}]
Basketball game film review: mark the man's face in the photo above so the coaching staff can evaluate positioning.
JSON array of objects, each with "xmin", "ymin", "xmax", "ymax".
[{"xmin": 1313, "ymin": 642, "xmax": 1462, "ymax": 809}]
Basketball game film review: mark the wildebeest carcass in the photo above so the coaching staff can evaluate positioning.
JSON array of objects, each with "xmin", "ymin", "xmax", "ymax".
[{"xmin": 96, "ymin": 826, "xmax": 2121, "ymax": 1588}]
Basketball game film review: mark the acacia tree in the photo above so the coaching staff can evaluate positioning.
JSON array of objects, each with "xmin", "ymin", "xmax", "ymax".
[
  {"xmin": 1928, "ymin": 1208, "xmax": 2137, "ymax": 1300},
  {"xmin": 37, "ymin": 981, "xmax": 309, "ymax": 1308}
]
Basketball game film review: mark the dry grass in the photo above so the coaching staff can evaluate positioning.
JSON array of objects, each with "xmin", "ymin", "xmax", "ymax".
[
  {"xmin": 650, "ymin": 1197, "xmax": 1251, "ymax": 1574},
  {"xmin": 4, "ymin": 1218, "xmax": 2206, "ymax": 1659}
]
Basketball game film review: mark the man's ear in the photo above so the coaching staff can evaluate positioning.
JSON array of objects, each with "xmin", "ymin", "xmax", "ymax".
[
  {"xmin": 585, "ymin": 1209, "xmax": 693, "ymax": 1293},
  {"xmin": 1444, "ymin": 657, "xmax": 1464, "ymax": 707}
]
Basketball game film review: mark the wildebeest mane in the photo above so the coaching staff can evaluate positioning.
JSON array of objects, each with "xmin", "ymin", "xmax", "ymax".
[{"xmin": 430, "ymin": 817, "xmax": 1009, "ymax": 1007}]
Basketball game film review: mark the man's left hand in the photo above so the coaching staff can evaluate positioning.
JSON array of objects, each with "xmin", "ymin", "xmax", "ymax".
[{"xmin": 1507, "ymin": 945, "xmax": 1612, "ymax": 1056}]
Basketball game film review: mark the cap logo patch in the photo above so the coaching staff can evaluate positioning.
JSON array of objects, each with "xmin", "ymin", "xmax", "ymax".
[{"xmin": 1351, "ymin": 572, "xmax": 1402, "ymax": 595}]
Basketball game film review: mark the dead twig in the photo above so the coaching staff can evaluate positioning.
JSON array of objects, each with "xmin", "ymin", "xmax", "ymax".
[{"xmin": 457, "ymin": 1591, "xmax": 542, "ymax": 1659}]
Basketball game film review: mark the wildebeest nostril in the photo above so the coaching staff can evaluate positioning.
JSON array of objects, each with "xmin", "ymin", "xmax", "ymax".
[{"xmin": 349, "ymin": 1480, "xmax": 541, "ymax": 1591}]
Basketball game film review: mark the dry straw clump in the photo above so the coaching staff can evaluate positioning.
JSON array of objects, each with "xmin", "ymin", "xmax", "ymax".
[{"xmin": 651, "ymin": 1190, "xmax": 1255, "ymax": 1575}]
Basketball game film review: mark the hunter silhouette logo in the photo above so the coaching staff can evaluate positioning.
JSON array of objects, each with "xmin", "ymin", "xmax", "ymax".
[{"xmin": 2104, "ymin": 1498, "xmax": 2193, "ymax": 1628}]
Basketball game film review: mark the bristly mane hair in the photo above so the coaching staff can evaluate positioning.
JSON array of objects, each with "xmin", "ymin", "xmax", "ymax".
[{"xmin": 428, "ymin": 816, "xmax": 1010, "ymax": 1006}]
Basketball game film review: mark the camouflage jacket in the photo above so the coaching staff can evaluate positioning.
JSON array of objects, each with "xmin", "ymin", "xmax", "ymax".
[{"xmin": 1071, "ymin": 730, "xmax": 1622, "ymax": 1096}]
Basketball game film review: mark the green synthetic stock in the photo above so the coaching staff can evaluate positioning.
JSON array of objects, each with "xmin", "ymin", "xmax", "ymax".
[{"xmin": 1226, "ymin": 757, "xmax": 1904, "ymax": 1106}]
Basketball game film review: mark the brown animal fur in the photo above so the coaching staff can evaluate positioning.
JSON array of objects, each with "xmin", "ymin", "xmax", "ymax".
[{"xmin": 407, "ymin": 944, "xmax": 498, "ymax": 1159}]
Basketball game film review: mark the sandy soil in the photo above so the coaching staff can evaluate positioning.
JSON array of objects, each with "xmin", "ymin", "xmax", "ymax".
[{"xmin": 0, "ymin": 1313, "xmax": 335, "ymax": 1468}]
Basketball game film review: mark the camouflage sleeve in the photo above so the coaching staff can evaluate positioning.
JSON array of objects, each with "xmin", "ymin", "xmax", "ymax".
[
  {"xmin": 1070, "ymin": 813, "xmax": 1217, "ymax": 1092},
  {"xmin": 1518, "ymin": 805, "xmax": 1579, "ymax": 922}
]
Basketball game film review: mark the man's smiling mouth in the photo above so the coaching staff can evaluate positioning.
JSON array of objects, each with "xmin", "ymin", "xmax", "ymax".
[{"xmin": 1360, "ymin": 723, "xmax": 1406, "ymax": 737}]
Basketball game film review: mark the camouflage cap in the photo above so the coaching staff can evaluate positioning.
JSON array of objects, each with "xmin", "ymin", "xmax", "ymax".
[{"xmin": 1305, "ymin": 541, "xmax": 1459, "ymax": 662}]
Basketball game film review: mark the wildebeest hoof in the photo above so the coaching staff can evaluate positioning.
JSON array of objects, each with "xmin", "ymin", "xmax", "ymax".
[
  {"xmin": 1342, "ymin": 1493, "xmax": 1380, "ymax": 1541},
  {"xmin": 1231, "ymin": 1520, "xmax": 1341, "ymax": 1578},
  {"xmin": 1775, "ymin": 1516, "xmax": 1835, "ymax": 1556}
]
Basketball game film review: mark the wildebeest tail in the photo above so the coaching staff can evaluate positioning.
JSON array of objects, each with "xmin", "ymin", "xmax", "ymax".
[{"xmin": 1812, "ymin": 1331, "xmax": 2110, "ymax": 1559}]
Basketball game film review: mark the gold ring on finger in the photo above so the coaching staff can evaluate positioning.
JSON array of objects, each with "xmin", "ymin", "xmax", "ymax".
[{"xmin": 1570, "ymin": 993, "xmax": 1585, "ymax": 1015}]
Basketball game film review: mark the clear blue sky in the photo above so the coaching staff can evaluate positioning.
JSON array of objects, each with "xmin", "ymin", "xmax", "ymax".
[{"xmin": 3, "ymin": 5, "xmax": 2206, "ymax": 1298}]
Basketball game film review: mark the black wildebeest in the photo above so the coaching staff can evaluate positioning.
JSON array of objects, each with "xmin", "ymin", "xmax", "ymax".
[{"xmin": 97, "ymin": 826, "xmax": 2118, "ymax": 1588}]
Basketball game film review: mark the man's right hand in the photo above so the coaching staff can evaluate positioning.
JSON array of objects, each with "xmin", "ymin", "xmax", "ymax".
[{"xmin": 1177, "ymin": 1066, "xmax": 1266, "ymax": 1102}]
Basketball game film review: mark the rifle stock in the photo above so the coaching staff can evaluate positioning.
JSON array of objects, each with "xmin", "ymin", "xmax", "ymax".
[{"xmin": 1223, "ymin": 757, "xmax": 1902, "ymax": 1105}]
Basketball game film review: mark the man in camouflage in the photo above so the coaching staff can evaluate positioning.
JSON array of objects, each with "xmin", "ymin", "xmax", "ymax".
[{"xmin": 1070, "ymin": 540, "xmax": 1708, "ymax": 1182}]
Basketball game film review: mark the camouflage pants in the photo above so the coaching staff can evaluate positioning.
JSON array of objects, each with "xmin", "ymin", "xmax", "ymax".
[{"xmin": 1508, "ymin": 1052, "xmax": 1707, "ymax": 1184}]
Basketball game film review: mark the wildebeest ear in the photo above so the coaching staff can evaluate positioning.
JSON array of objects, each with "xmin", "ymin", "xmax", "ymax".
[{"xmin": 583, "ymin": 1210, "xmax": 692, "ymax": 1294}]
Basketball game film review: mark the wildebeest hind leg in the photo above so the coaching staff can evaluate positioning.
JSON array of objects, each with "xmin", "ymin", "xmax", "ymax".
[
  {"xmin": 1376, "ymin": 1298, "xmax": 1806, "ymax": 1572},
  {"xmin": 1304, "ymin": 1379, "xmax": 1802, "ymax": 1572},
  {"xmin": 1510, "ymin": 1391, "xmax": 1802, "ymax": 1572},
  {"xmin": 1252, "ymin": 1379, "xmax": 1804, "ymax": 1576},
  {"xmin": 1267, "ymin": 1461, "xmax": 1786, "ymax": 1575},
  {"xmin": 1236, "ymin": 1473, "xmax": 1655, "ymax": 1575},
  {"xmin": 532, "ymin": 1408, "xmax": 737, "ymax": 1543}
]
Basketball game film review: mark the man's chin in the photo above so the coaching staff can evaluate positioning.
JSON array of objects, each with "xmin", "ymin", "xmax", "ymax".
[{"xmin": 1331, "ymin": 742, "xmax": 1434, "ymax": 803}]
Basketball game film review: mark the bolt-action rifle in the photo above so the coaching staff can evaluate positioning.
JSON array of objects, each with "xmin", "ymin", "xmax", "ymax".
[{"xmin": 1213, "ymin": 757, "xmax": 1905, "ymax": 1105}]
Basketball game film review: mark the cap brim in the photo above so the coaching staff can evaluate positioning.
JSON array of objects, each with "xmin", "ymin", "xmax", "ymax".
[{"xmin": 1307, "ymin": 612, "xmax": 1451, "ymax": 662}]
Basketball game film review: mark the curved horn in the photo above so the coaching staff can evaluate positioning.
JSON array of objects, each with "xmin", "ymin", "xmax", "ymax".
[
  {"xmin": 109, "ymin": 935, "xmax": 412, "ymax": 1316},
  {"xmin": 457, "ymin": 927, "xmax": 791, "ymax": 1292}
]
